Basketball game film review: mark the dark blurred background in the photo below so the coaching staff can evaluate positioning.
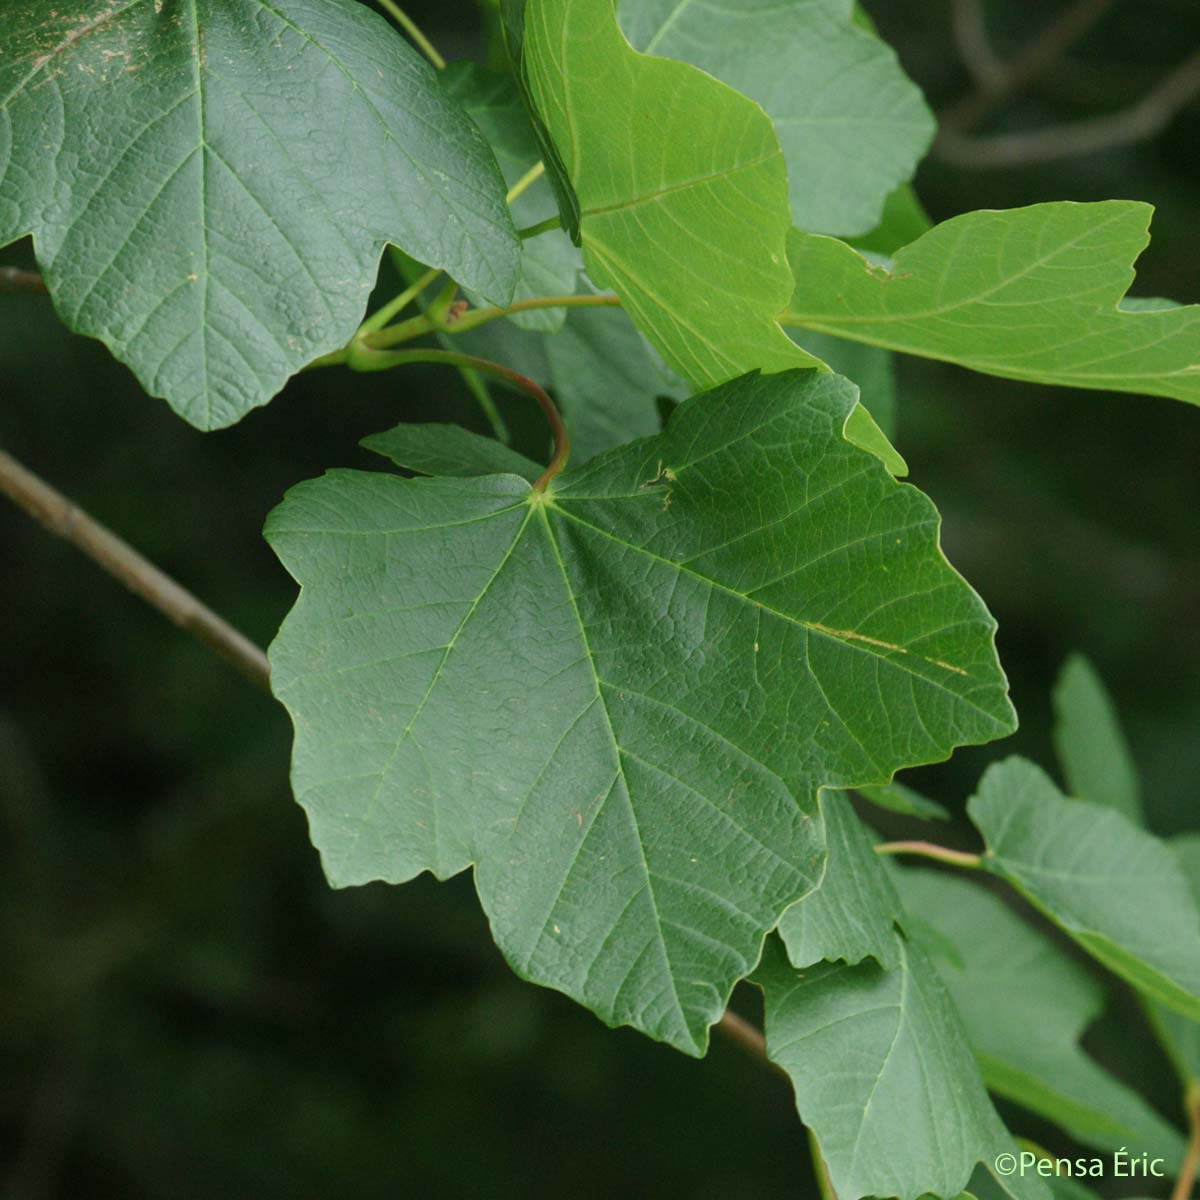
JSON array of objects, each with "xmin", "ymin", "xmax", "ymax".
[{"xmin": 1, "ymin": 1, "xmax": 1198, "ymax": 1196}]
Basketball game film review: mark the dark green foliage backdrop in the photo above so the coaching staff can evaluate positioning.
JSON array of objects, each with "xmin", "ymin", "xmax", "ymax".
[{"xmin": 1, "ymin": 2, "xmax": 1198, "ymax": 1195}]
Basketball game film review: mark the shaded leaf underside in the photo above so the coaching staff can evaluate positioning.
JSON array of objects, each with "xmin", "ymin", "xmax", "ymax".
[
  {"xmin": 756, "ymin": 932, "xmax": 1032, "ymax": 1200},
  {"xmin": 969, "ymin": 757, "xmax": 1200, "ymax": 1021},
  {"xmin": 0, "ymin": 0, "xmax": 519, "ymax": 428},
  {"xmin": 898, "ymin": 867, "xmax": 1185, "ymax": 1163}
]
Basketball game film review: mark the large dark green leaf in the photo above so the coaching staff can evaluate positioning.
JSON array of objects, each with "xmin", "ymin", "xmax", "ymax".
[
  {"xmin": 968, "ymin": 757, "xmax": 1200, "ymax": 1020},
  {"xmin": 265, "ymin": 369, "xmax": 1013, "ymax": 1053},
  {"xmin": 0, "ymin": 0, "xmax": 519, "ymax": 428},
  {"xmin": 794, "ymin": 331, "xmax": 898, "ymax": 439},
  {"xmin": 617, "ymin": 0, "xmax": 934, "ymax": 237}
]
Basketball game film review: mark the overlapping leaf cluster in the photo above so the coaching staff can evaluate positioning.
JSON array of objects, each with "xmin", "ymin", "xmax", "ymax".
[{"xmin": 4, "ymin": 2, "xmax": 1200, "ymax": 1198}]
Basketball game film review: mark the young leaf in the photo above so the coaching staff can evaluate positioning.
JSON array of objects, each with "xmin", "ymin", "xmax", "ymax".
[
  {"xmin": 265, "ymin": 368, "xmax": 1014, "ymax": 1054},
  {"xmin": 755, "ymin": 933, "xmax": 1039, "ymax": 1200},
  {"xmin": 518, "ymin": 0, "xmax": 905, "ymax": 474},
  {"xmin": 617, "ymin": 0, "xmax": 935, "ymax": 238},
  {"xmin": 1052, "ymin": 655, "xmax": 1142, "ymax": 822},
  {"xmin": 897, "ymin": 868, "xmax": 1186, "ymax": 1164},
  {"xmin": 785, "ymin": 202, "xmax": 1200, "ymax": 408},
  {"xmin": 0, "ymin": 1, "xmax": 519, "ymax": 429},
  {"xmin": 441, "ymin": 61, "xmax": 582, "ymax": 333},
  {"xmin": 968, "ymin": 758, "xmax": 1200, "ymax": 1020},
  {"xmin": 777, "ymin": 792, "xmax": 901, "ymax": 969},
  {"xmin": 362, "ymin": 423, "xmax": 542, "ymax": 483}
]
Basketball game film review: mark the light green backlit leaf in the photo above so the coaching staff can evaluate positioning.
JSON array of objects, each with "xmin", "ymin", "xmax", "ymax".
[
  {"xmin": 266, "ymin": 369, "xmax": 1013, "ymax": 1054},
  {"xmin": 785, "ymin": 202, "xmax": 1200, "ymax": 408},
  {"xmin": 617, "ymin": 0, "xmax": 934, "ymax": 237},
  {"xmin": 968, "ymin": 757, "xmax": 1200, "ymax": 1020},
  {"xmin": 518, "ymin": 0, "xmax": 905, "ymax": 474},
  {"xmin": 1052, "ymin": 655, "xmax": 1142, "ymax": 822},
  {"xmin": 499, "ymin": 0, "xmax": 582, "ymax": 242},
  {"xmin": 0, "ymin": 0, "xmax": 519, "ymax": 429},
  {"xmin": 898, "ymin": 868, "xmax": 1185, "ymax": 1164}
]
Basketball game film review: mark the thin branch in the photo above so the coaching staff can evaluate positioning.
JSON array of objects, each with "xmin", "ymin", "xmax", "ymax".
[
  {"xmin": 1173, "ymin": 1086, "xmax": 1200, "ymax": 1200},
  {"xmin": 506, "ymin": 161, "xmax": 546, "ymax": 205},
  {"xmin": 375, "ymin": 0, "xmax": 446, "ymax": 70},
  {"xmin": 359, "ymin": 265, "xmax": 442, "ymax": 336},
  {"xmin": 713, "ymin": 1008, "xmax": 785, "ymax": 1076},
  {"xmin": 950, "ymin": 0, "xmax": 1006, "ymax": 92},
  {"xmin": 346, "ymin": 345, "xmax": 570, "ymax": 491},
  {"xmin": 0, "ymin": 448, "xmax": 781, "ymax": 1076},
  {"xmin": 0, "ymin": 267, "xmax": 48, "ymax": 295},
  {"xmin": 940, "ymin": 0, "xmax": 1117, "ymax": 132},
  {"xmin": 2, "ymin": 436, "xmax": 789, "ymax": 1095},
  {"xmin": 873, "ymin": 840, "xmax": 982, "ymax": 868},
  {"xmin": 0, "ymin": 449, "xmax": 271, "ymax": 694},
  {"xmin": 937, "ymin": 46, "xmax": 1200, "ymax": 167},
  {"xmin": 309, "ymin": 294, "xmax": 622, "ymax": 371},
  {"xmin": 518, "ymin": 215, "xmax": 562, "ymax": 241},
  {"xmin": 364, "ymin": 292, "xmax": 620, "ymax": 352}
]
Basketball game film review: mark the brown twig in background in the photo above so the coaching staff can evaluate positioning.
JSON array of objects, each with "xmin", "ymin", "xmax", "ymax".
[
  {"xmin": 0, "ymin": 448, "xmax": 271, "ymax": 694},
  {"xmin": 949, "ymin": 0, "xmax": 1007, "ymax": 92},
  {"xmin": 714, "ymin": 1008, "xmax": 786, "ymax": 1077},
  {"xmin": 1173, "ymin": 1086, "xmax": 1200, "ymax": 1200},
  {"xmin": 0, "ymin": 267, "xmax": 48, "ymax": 295},
  {"xmin": 940, "ymin": 0, "xmax": 1118, "ymax": 133},
  {"xmin": 1, "ymin": 452, "xmax": 785, "ymax": 1077},
  {"xmin": 938, "ymin": 46, "xmax": 1200, "ymax": 167}
]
